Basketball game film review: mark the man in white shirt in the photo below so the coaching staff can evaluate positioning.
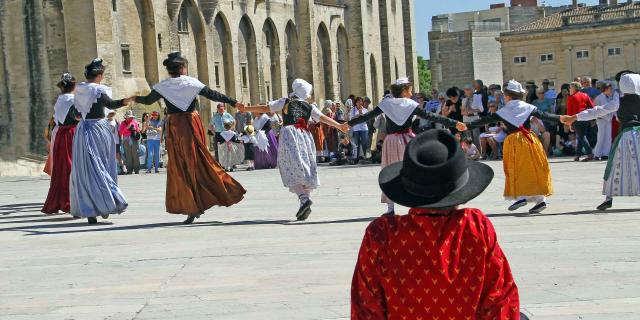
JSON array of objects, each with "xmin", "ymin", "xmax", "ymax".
[{"xmin": 350, "ymin": 97, "xmax": 369, "ymax": 160}]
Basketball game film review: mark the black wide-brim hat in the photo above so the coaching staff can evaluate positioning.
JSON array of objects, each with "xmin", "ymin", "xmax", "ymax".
[{"xmin": 379, "ymin": 129, "xmax": 494, "ymax": 209}]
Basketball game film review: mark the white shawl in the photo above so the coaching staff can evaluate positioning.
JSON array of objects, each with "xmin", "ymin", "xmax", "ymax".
[
  {"xmin": 378, "ymin": 98, "xmax": 419, "ymax": 126},
  {"xmin": 220, "ymin": 130, "xmax": 236, "ymax": 142},
  {"xmin": 253, "ymin": 114, "xmax": 271, "ymax": 152},
  {"xmin": 74, "ymin": 83, "xmax": 112, "ymax": 119},
  {"xmin": 53, "ymin": 93, "xmax": 75, "ymax": 124},
  {"xmin": 496, "ymin": 100, "xmax": 536, "ymax": 127},
  {"xmin": 153, "ymin": 75, "xmax": 206, "ymax": 111}
]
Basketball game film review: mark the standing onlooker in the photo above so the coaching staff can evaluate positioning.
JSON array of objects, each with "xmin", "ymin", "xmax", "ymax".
[
  {"xmin": 106, "ymin": 110, "xmax": 124, "ymax": 174},
  {"xmin": 461, "ymin": 84, "xmax": 483, "ymax": 149},
  {"xmin": 322, "ymin": 100, "xmax": 339, "ymax": 159},
  {"xmin": 269, "ymin": 111, "xmax": 283, "ymax": 139},
  {"xmin": 144, "ymin": 111, "xmax": 163, "ymax": 173},
  {"xmin": 591, "ymin": 81, "xmax": 619, "ymax": 160},
  {"xmin": 140, "ymin": 112, "xmax": 150, "ymax": 141},
  {"xmin": 581, "ymin": 76, "xmax": 601, "ymax": 99},
  {"xmin": 363, "ymin": 97, "xmax": 375, "ymax": 156},
  {"xmin": 209, "ymin": 103, "xmax": 234, "ymax": 160},
  {"xmin": 235, "ymin": 108, "xmax": 253, "ymax": 134},
  {"xmin": 350, "ymin": 97, "xmax": 369, "ymax": 160},
  {"xmin": 567, "ymin": 82, "xmax": 595, "ymax": 161},
  {"xmin": 533, "ymin": 88, "xmax": 557, "ymax": 150},
  {"xmin": 542, "ymin": 79, "xmax": 557, "ymax": 101},
  {"xmin": 473, "ymin": 79, "xmax": 489, "ymax": 115},
  {"xmin": 525, "ymin": 80, "xmax": 538, "ymax": 104},
  {"xmin": 119, "ymin": 110, "xmax": 141, "ymax": 174},
  {"xmin": 444, "ymin": 87, "xmax": 463, "ymax": 128}
]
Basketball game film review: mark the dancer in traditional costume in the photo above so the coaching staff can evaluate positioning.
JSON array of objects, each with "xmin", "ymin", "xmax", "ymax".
[
  {"xmin": 134, "ymin": 52, "xmax": 246, "ymax": 224},
  {"xmin": 351, "ymin": 130, "xmax": 519, "ymax": 319},
  {"xmin": 591, "ymin": 81, "xmax": 619, "ymax": 160},
  {"xmin": 466, "ymin": 80, "xmax": 564, "ymax": 213},
  {"xmin": 239, "ymin": 79, "xmax": 349, "ymax": 221},
  {"xmin": 71, "ymin": 59, "xmax": 130, "ymax": 224},
  {"xmin": 42, "ymin": 73, "xmax": 79, "ymax": 214},
  {"xmin": 239, "ymin": 125, "xmax": 257, "ymax": 171},
  {"xmin": 253, "ymin": 113, "xmax": 279, "ymax": 169},
  {"xmin": 348, "ymin": 78, "xmax": 467, "ymax": 215},
  {"xmin": 564, "ymin": 73, "xmax": 640, "ymax": 211}
]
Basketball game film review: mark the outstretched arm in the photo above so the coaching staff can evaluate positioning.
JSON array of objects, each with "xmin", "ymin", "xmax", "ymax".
[
  {"xmin": 199, "ymin": 86, "xmax": 240, "ymax": 108},
  {"xmin": 415, "ymin": 108, "xmax": 467, "ymax": 131},
  {"xmin": 99, "ymin": 93, "xmax": 130, "ymax": 110},
  {"xmin": 466, "ymin": 113, "xmax": 501, "ymax": 130},
  {"xmin": 135, "ymin": 90, "xmax": 163, "ymax": 105},
  {"xmin": 348, "ymin": 107, "xmax": 382, "ymax": 126}
]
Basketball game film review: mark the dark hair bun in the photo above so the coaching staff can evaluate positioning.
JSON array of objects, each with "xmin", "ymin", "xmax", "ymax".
[{"xmin": 84, "ymin": 58, "xmax": 105, "ymax": 78}]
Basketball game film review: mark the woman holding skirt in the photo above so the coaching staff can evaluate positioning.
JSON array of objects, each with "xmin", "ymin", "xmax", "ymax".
[
  {"xmin": 240, "ymin": 79, "xmax": 349, "ymax": 221},
  {"xmin": 348, "ymin": 78, "xmax": 466, "ymax": 215},
  {"xmin": 564, "ymin": 73, "xmax": 640, "ymax": 210},
  {"xmin": 71, "ymin": 59, "xmax": 130, "ymax": 224},
  {"xmin": 134, "ymin": 52, "xmax": 246, "ymax": 224},
  {"xmin": 253, "ymin": 113, "xmax": 279, "ymax": 169},
  {"xmin": 467, "ymin": 80, "xmax": 565, "ymax": 214},
  {"xmin": 42, "ymin": 73, "xmax": 79, "ymax": 214}
]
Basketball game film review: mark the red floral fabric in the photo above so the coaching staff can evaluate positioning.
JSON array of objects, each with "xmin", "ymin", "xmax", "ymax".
[{"xmin": 351, "ymin": 208, "xmax": 519, "ymax": 320}]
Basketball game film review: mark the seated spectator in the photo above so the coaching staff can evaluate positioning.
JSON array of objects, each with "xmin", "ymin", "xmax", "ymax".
[
  {"xmin": 461, "ymin": 136, "xmax": 480, "ymax": 160},
  {"xmin": 330, "ymin": 134, "xmax": 356, "ymax": 166},
  {"xmin": 351, "ymin": 130, "xmax": 519, "ymax": 319}
]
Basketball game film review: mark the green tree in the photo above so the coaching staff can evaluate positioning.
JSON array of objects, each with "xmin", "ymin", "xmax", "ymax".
[{"xmin": 417, "ymin": 56, "xmax": 432, "ymax": 98}]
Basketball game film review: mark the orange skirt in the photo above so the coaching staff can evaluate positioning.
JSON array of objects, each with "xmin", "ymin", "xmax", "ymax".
[
  {"xmin": 310, "ymin": 123, "xmax": 325, "ymax": 151},
  {"xmin": 502, "ymin": 131, "xmax": 553, "ymax": 199},
  {"xmin": 164, "ymin": 112, "xmax": 246, "ymax": 215}
]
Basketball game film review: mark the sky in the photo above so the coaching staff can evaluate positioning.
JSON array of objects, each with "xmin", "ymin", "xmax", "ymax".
[{"xmin": 414, "ymin": 0, "xmax": 600, "ymax": 59}]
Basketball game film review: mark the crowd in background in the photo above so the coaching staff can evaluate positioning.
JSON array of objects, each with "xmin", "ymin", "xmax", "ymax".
[{"xmin": 59, "ymin": 73, "xmax": 621, "ymax": 176}]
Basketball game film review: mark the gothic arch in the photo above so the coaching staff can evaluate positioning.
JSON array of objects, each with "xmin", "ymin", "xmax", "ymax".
[
  {"xmin": 370, "ymin": 54, "xmax": 380, "ymax": 105},
  {"xmin": 238, "ymin": 15, "xmax": 260, "ymax": 103},
  {"xmin": 261, "ymin": 18, "xmax": 281, "ymax": 101},
  {"xmin": 394, "ymin": 57, "xmax": 399, "ymax": 80},
  {"xmin": 336, "ymin": 24, "xmax": 350, "ymax": 101},
  {"xmin": 315, "ymin": 22, "xmax": 333, "ymax": 102},
  {"xmin": 174, "ymin": 0, "xmax": 209, "ymax": 82},
  {"xmin": 378, "ymin": 0, "xmax": 391, "ymax": 87},
  {"xmin": 212, "ymin": 12, "xmax": 235, "ymax": 97},
  {"xmin": 135, "ymin": 0, "xmax": 159, "ymax": 85},
  {"xmin": 285, "ymin": 20, "xmax": 299, "ymax": 91},
  {"xmin": 43, "ymin": 0, "xmax": 68, "ymax": 89}
]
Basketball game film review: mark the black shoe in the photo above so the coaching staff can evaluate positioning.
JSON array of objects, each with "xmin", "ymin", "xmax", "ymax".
[
  {"xmin": 296, "ymin": 200, "xmax": 313, "ymax": 221},
  {"xmin": 508, "ymin": 199, "xmax": 527, "ymax": 211},
  {"xmin": 597, "ymin": 199, "xmax": 613, "ymax": 211},
  {"xmin": 183, "ymin": 213, "xmax": 201, "ymax": 225},
  {"xmin": 101, "ymin": 214, "xmax": 109, "ymax": 219},
  {"xmin": 529, "ymin": 202, "xmax": 547, "ymax": 214},
  {"xmin": 382, "ymin": 211, "xmax": 395, "ymax": 217},
  {"xmin": 87, "ymin": 217, "xmax": 98, "ymax": 224}
]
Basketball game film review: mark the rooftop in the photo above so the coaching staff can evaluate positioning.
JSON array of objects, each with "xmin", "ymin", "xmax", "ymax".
[{"xmin": 509, "ymin": 1, "xmax": 640, "ymax": 33}]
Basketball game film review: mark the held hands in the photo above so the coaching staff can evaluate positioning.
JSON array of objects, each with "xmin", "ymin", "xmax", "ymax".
[
  {"xmin": 235, "ymin": 102, "xmax": 246, "ymax": 112},
  {"xmin": 560, "ymin": 115, "xmax": 577, "ymax": 126},
  {"xmin": 337, "ymin": 123, "xmax": 350, "ymax": 133},
  {"xmin": 456, "ymin": 122, "xmax": 468, "ymax": 132},
  {"xmin": 122, "ymin": 97, "xmax": 134, "ymax": 106}
]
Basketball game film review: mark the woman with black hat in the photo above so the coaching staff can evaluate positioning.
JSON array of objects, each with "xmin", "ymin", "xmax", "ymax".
[
  {"xmin": 42, "ymin": 73, "xmax": 80, "ymax": 214},
  {"xmin": 348, "ymin": 77, "xmax": 467, "ymax": 215},
  {"xmin": 134, "ymin": 52, "xmax": 247, "ymax": 224},
  {"xmin": 466, "ymin": 80, "xmax": 567, "ymax": 214},
  {"xmin": 351, "ymin": 129, "xmax": 520, "ymax": 319},
  {"xmin": 70, "ymin": 59, "xmax": 131, "ymax": 224}
]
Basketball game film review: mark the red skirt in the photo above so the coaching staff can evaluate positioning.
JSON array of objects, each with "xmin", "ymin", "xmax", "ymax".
[
  {"xmin": 42, "ymin": 124, "xmax": 76, "ymax": 214},
  {"xmin": 165, "ymin": 112, "xmax": 246, "ymax": 215}
]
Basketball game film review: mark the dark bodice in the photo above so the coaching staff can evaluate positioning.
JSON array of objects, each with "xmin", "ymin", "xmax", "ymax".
[
  {"xmin": 85, "ymin": 94, "xmax": 126, "ymax": 119},
  {"xmin": 58, "ymin": 106, "xmax": 80, "ymax": 126},
  {"xmin": 262, "ymin": 118, "xmax": 273, "ymax": 133},
  {"xmin": 282, "ymin": 99, "xmax": 313, "ymax": 126},
  {"xmin": 135, "ymin": 86, "xmax": 237, "ymax": 114},
  {"xmin": 467, "ymin": 109, "xmax": 560, "ymax": 134},
  {"xmin": 617, "ymin": 95, "xmax": 640, "ymax": 129},
  {"xmin": 348, "ymin": 106, "xmax": 459, "ymax": 133}
]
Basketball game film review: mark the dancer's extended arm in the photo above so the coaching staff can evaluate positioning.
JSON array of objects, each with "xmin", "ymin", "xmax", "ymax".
[
  {"xmin": 415, "ymin": 108, "xmax": 467, "ymax": 131},
  {"xmin": 348, "ymin": 107, "xmax": 383, "ymax": 126}
]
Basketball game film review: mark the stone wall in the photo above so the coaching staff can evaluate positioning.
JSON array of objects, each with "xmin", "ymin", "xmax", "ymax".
[
  {"xmin": 0, "ymin": 0, "xmax": 418, "ymax": 172},
  {"xmin": 501, "ymin": 22, "xmax": 640, "ymax": 87}
]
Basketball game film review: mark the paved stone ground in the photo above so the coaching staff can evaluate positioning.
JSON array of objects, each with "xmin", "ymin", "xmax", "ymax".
[{"xmin": 1, "ymin": 159, "xmax": 640, "ymax": 320}]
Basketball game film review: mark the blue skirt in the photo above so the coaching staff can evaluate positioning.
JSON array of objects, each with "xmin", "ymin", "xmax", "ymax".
[{"xmin": 70, "ymin": 119, "xmax": 128, "ymax": 217}]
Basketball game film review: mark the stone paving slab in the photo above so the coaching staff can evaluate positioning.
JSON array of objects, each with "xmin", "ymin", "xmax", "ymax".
[{"xmin": 1, "ymin": 159, "xmax": 639, "ymax": 319}]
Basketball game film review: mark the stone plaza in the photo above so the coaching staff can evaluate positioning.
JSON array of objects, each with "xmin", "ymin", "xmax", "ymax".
[{"xmin": 1, "ymin": 159, "xmax": 640, "ymax": 319}]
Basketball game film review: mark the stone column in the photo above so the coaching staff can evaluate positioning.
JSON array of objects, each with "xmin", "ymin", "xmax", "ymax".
[
  {"xmin": 564, "ymin": 45, "xmax": 574, "ymax": 83},
  {"xmin": 401, "ymin": 0, "xmax": 419, "ymax": 92}
]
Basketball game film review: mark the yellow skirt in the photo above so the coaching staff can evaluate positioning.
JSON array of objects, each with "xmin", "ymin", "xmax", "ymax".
[{"xmin": 502, "ymin": 131, "xmax": 553, "ymax": 199}]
